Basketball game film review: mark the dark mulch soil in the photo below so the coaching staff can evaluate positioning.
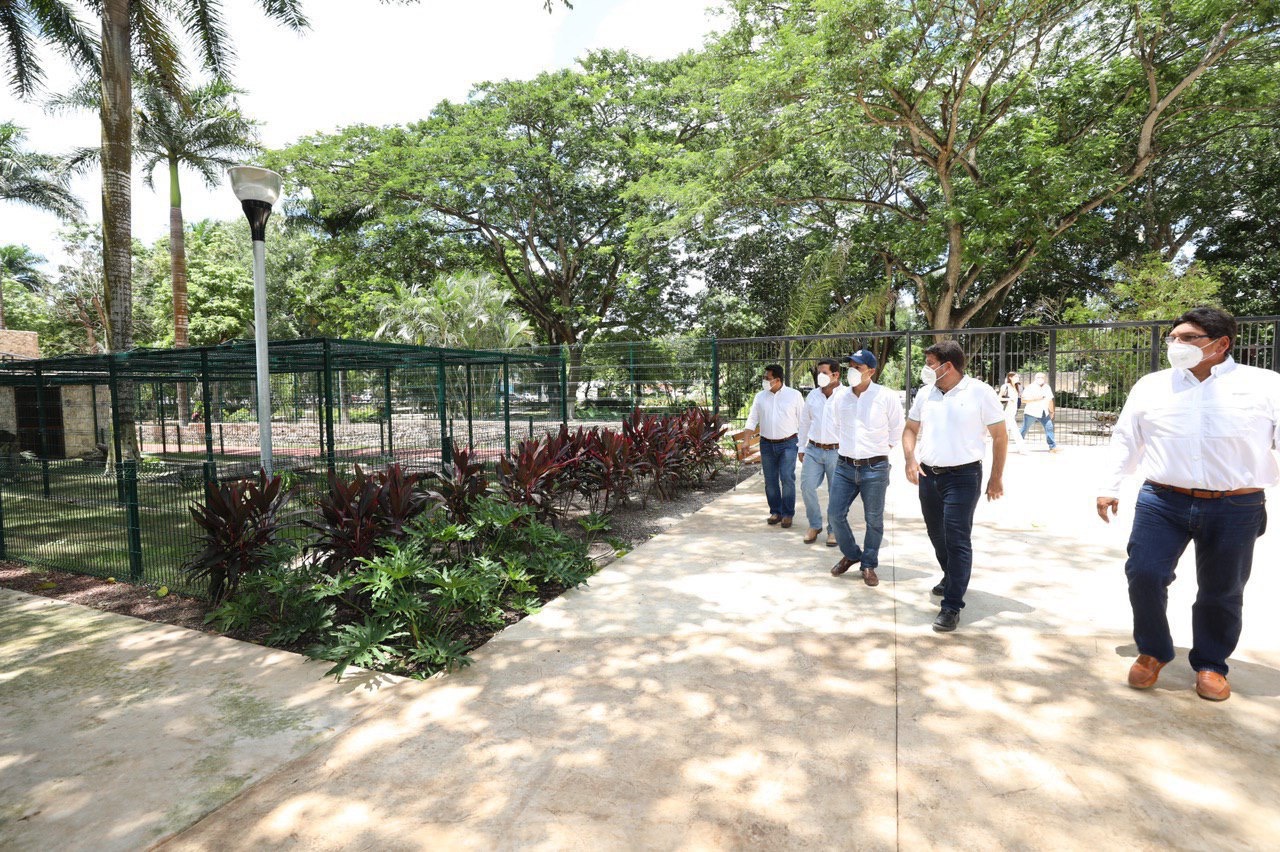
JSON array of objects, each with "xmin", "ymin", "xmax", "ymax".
[{"xmin": 0, "ymin": 465, "xmax": 758, "ymax": 647}]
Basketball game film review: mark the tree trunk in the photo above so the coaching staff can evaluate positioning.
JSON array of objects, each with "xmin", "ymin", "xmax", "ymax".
[
  {"xmin": 101, "ymin": 0, "xmax": 138, "ymax": 460},
  {"xmin": 170, "ymin": 159, "xmax": 191, "ymax": 425},
  {"xmin": 0, "ymin": 279, "xmax": 6, "ymax": 329}
]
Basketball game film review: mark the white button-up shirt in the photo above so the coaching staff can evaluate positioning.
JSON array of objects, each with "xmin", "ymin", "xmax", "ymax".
[
  {"xmin": 745, "ymin": 385, "xmax": 805, "ymax": 440},
  {"xmin": 1022, "ymin": 381, "xmax": 1054, "ymax": 417},
  {"xmin": 798, "ymin": 384, "xmax": 849, "ymax": 447},
  {"xmin": 831, "ymin": 381, "xmax": 905, "ymax": 459},
  {"xmin": 907, "ymin": 376, "xmax": 1005, "ymax": 466},
  {"xmin": 1100, "ymin": 358, "xmax": 1280, "ymax": 497}
]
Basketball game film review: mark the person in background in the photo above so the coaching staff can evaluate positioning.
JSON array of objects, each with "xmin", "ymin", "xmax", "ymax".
[
  {"xmin": 1098, "ymin": 306, "xmax": 1280, "ymax": 702},
  {"xmin": 798, "ymin": 358, "xmax": 850, "ymax": 545},
  {"xmin": 998, "ymin": 371, "xmax": 1027, "ymax": 454},
  {"xmin": 1020, "ymin": 372, "xmax": 1058, "ymax": 452},
  {"xmin": 745, "ymin": 364, "xmax": 805, "ymax": 528},
  {"xmin": 828, "ymin": 349, "xmax": 904, "ymax": 586},
  {"xmin": 902, "ymin": 341, "xmax": 1008, "ymax": 632}
]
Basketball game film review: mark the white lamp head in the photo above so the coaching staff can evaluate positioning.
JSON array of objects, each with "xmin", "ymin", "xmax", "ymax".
[{"xmin": 229, "ymin": 165, "xmax": 282, "ymax": 206}]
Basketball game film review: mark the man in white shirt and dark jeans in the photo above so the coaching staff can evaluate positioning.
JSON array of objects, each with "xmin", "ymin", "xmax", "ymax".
[
  {"xmin": 1098, "ymin": 307, "xmax": 1280, "ymax": 702},
  {"xmin": 798, "ymin": 358, "xmax": 851, "ymax": 546},
  {"xmin": 829, "ymin": 349, "xmax": 904, "ymax": 585},
  {"xmin": 902, "ymin": 340, "xmax": 1007, "ymax": 632},
  {"xmin": 745, "ymin": 363, "xmax": 805, "ymax": 527}
]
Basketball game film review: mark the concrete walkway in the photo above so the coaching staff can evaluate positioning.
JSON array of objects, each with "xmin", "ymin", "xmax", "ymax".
[{"xmin": 3, "ymin": 446, "xmax": 1279, "ymax": 850}]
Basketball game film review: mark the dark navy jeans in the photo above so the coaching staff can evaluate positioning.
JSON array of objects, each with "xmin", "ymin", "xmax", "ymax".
[
  {"xmin": 830, "ymin": 458, "xmax": 890, "ymax": 568},
  {"xmin": 759, "ymin": 436, "xmax": 798, "ymax": 518},
  {"xmin": 918, "ymin": 462, "xmax": 983, "ymax": 612},
  {"xmin": 1125, "ymin": 482, "xmax": 1267, "ymax": 675}
]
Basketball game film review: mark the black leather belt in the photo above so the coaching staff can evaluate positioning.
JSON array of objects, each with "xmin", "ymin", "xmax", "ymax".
[
  {"xmin": 809, "ymin": 441, "xmax": 839, "ymax": 450},
  {"xmin": 1146, "ymin": 481, "xmax": 1263, "ymax": 499},
  {"xmin": 760, "ymin": 434, "xmax": 797, "ymax": 444},
  {"xmin": 922, "ymin": 461, "xmax": 981, "ymax": 475},
  {"xmin": 840, "ymin": 455, "xmax": 888, "ymax": 467}
]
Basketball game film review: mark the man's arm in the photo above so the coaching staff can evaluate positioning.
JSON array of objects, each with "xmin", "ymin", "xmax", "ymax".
[
  {"xmin": 986, "ymin": 422, "xmax": 1006, "ymax": 500},
  {"xmin": 885, "ymin": 393, "xmax": 905, "ymax": 449},
  {"xmin": 744, "ymin": 393, "xmax": 762, "ymax": 436},
  {"xmin": 797, "ymin": 394, "xmax": 812, "ymax": 460},
  {"xmin": 902, "ymin": 419, "xmax": 923, "ymax": 484},
  {"xmin": 1096, "ymin": 386, "xmax": 1145, "ymax": 522}
]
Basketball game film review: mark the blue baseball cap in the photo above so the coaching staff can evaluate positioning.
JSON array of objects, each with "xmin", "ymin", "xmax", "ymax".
[{"xmin": 848, "ymin": 349, "xmax": 878, "ymax": 369}]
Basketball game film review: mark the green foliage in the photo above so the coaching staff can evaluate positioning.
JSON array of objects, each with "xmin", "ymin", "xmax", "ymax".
[
  {"xmin": 182, "ymin": 470, "xmax": 294, "ymax": 602},
  {"xmin": 375, "ymin": 271, "xmax": 533, "ymax": 350}
]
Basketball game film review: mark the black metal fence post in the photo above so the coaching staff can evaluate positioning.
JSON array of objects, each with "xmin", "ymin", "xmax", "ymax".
[
  {"xmin": 1047, "ymin": 328, "xmax": 1058, "ymax": 389},
  {"xmin": 903, "ymin": 330, "xmax": 914, "ymax": 406},
  {"xmin": 201, "ymin": 351, "xmax": 216, "ymax": 485},
  {"xmin": 383, "ymin": 367, "xmax": 394, "ymax": 459},
  {"xmin": 559, "ymin": 346, "xmax": 568, "ymax": 425},
  {"xmin": 0, "ymin": 478, "xmax": 7, "ymax": 561},
  {"xmin": 322, "ymin": 340, "xmax": 336, "ymax": 475},
  {"xmin": 34, "ymin": 366, "xmax": 50, "ymax": 498},
  {"xmin": 1149, "ymin": 325, "xmax": 1162, "ymax": 374},
  {"xmin": 711, "ymin": 337, "xmax": 719, "ymax": 418},
  {"xmin": 123, "ymin": 459, "xmax": 144, "ymax": 582}
]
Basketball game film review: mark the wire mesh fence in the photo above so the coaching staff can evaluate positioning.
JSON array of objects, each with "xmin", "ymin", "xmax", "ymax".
[{"xmin": 0, "ymin": 338, "xmax": 565, "ymax": 595}]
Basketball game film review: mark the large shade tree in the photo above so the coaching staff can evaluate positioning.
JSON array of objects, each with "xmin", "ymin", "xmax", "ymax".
[{"xmin": 674, "ymin": 0, "xmax": 1280, "ymax": 332}]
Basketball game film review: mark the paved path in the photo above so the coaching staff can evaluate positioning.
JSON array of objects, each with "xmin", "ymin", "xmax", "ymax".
[{"xmin": 3, "ymin": 446, "xmax": 1279, "ymax": 850}]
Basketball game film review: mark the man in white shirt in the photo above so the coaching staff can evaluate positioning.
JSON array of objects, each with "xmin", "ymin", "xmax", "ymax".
[
  {"xmin": 745, "ymin": 363, "xmax": 805, "ymax": 527},
  {"xmin": 798, "ymin": 358, "xmax": 851, "ymax": 545},
  {"xmin": 828, "ymin": 349, "xmax": 905, "ymax": 586},
  {"xmin": 1098, "ymin": 307, "xmax": 1279, "ymax": 702},
  {"xmin": 1020, "ymin": 372, "xmax": 1058, "ymax": 452},
  {"xmin": 902, "ymin": 340, "xmax": 1007, "ymax": 632}
]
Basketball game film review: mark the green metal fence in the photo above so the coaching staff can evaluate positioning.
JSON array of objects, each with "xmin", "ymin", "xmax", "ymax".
[{"xmin": 0, "ymin": 338, "xmax": 566, "ymax": 594}]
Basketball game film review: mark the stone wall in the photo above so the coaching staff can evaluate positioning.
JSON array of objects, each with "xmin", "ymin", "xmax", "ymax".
[{"xmin": 0, "ymin": 329, "xmax": 40, "ymax": 360}]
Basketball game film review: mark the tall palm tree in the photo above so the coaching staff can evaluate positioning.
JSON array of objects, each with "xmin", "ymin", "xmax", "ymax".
[
  {"xmin": 137, "ymin": 76, "xmax": 258, "ymax": 422},
  {"xmin": 0, "ymin": 243, "xmax": 48, "ymax": 329},
  {"xmin": 0, "ymin": 1, "xmax": 98, "ymax": 97},
  {"xmin": 0, "ymin": 121, "xmax": 82, "ymax": 218}
]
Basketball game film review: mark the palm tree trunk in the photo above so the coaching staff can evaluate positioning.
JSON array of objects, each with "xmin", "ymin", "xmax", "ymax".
[
  {"xmin": 169, "ymin": 158, "xmax": 191, "ymax": 425},
  {"xmin": 0, "ymin": 279, "xmax": 6, "ymax": 329},
  {"xmin": 101, "ymin": 0, "xmax": 138, "ymax": 460}
]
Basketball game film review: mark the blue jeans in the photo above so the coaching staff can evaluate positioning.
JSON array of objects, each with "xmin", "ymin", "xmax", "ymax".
[
  {"xmin": 759, "ymin": 437, "xmax": 798, "ymax": 518},
  {"xmin": 801, "ymin": 445, "xmax": 840, "ymax": 531},
  {"xmin": 1020, "ymin": 412, "xmax": 1056, "ymax": 448},
  {"xmin": 917, "ymin": 462, "xmax": 983, "ymax": 612},
  {"xmin": 1125, "ymin": 483, "xmax": 1267, "ymax": 675},
  {"xmin": 830, "ymin": 458, "xmax": 890, "ymax": 568}
]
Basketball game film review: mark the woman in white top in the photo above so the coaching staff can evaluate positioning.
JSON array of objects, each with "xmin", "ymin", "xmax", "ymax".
[{"xmin": 998, "ymin": 372, "xmax": 1027, "ymax": 453}]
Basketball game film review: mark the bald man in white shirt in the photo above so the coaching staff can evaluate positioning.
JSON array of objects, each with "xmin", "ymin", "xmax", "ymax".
[{"xmin": 1099, "ymin": 307, "xmax": 1280, "ymax": 702}]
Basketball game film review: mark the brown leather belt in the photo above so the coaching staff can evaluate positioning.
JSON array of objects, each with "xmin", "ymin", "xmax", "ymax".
[
  {"xmin": 809, "ymin": 441, "xmax": 839, "ymax": 450},
  {"xmin": 1146, "ymin": 481, "xmax": 1263, "ymax": 499},
  {"xmin": 760, "ymin": 434, "xmax": 797, "ymax": 444}
]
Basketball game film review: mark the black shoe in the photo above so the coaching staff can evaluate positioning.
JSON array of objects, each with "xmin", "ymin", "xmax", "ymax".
[
  {"xmin": 931, "ymin": 582, "xmax": 945, "ymax": 597},
  {"xmin": 932, "ymin": 609, "xmax": 959, "ymax": 632}
]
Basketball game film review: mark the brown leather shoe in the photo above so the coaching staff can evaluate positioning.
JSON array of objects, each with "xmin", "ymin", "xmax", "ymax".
[
  {"xmin": 1195, "ymin": 670, "xmax": 1231, "ymax": 701},
  {"xmin": 1127, "ymin": 654, "xmax": 1168, "ymax": 689},
  {"xmin": 804, "ymin": 528, "xmax": 819, "ymax": 543},
  {"xmin": 780, "ymin": 517, "xmax": 793, "ymax": 528},
  {"xmin": 862, "ymin": 567, "xmax": 879, "ymax": 587},
  {"xmin": 767, "ymin": 514, "xmax": 782, "ymax": 525},
  {"xmin": 831, "ymin": 556, "xmax": 858, "ymax": 576},
  {"xmin": 826, "ymin": 534, "xmax": 837, "ymax": 547}
]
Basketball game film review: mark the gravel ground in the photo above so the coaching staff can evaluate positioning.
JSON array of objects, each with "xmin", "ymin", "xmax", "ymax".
[{"xmin": 0, "ymin": 464, "xmax": 758, "ymax": 637}]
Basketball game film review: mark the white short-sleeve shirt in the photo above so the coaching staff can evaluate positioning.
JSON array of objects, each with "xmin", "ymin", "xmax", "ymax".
[{"xmin": 907, "ymin": 376, "xmax": 1005, "ymax": 466}]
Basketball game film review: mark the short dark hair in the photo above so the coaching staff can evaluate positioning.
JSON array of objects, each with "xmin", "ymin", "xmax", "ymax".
[
  {"xmin": 1172, "ymin": 306, "xmax": 1236, "ymax": 345},
  {"xmin": 923, "ymin": 340, "xmax": 965, "ymax": 372},
  {"xmin": 764, "ymin": 363, "xmax": 785, "ymax": 382},
  {"xmin": 816, "ymin": 358, "xmax": 841, "ymax": 375}
]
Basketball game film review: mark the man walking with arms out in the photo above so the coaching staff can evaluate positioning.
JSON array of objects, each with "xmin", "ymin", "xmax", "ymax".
[
  {"xmin": 1020, "ymin": 372, "xmax": 1058, "ymax": 452},
  {"xmin": 746, "ymin": 364, "xmax": 805, "ymax": 528},
  {"xmin": 902, "ymin": 341, "xmax": 1008, "ymax": 632},
  {"xmin": 798, "ymin": 358, "xmax": 850, "ymax": 545},
  {"xmin": 1098, "ymin": 307, "xmax": 1280, "ymax": 701},
  {"xmin": 829, "ymin": 349, "xmax": 904, "ymax": 586}
]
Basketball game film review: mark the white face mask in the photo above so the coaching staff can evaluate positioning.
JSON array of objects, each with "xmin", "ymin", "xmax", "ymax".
[
  {"xmin": 920, "ymin": 365, "xmax": 939, "ymax": 386},
  {"xmin": 761, "ymin": 379, "xmax": 773, "ymax": 391},
  {"xmin": 816, "ymin": 372, "xmax": 832, "ymax": 388},
  {"xmin": 1167, "ymin": 341, "xmax": 1206, "ymax": 370}
]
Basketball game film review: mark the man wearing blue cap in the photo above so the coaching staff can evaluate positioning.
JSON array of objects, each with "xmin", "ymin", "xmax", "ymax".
[{"xmin": 828, "ymin": 348, "xmax": 904, "ymax": 585}]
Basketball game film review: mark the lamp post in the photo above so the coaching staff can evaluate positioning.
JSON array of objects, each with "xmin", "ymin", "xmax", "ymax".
[{"xmin": 228, "ymin": 165, "xmax": 282, "ymax": 476}]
